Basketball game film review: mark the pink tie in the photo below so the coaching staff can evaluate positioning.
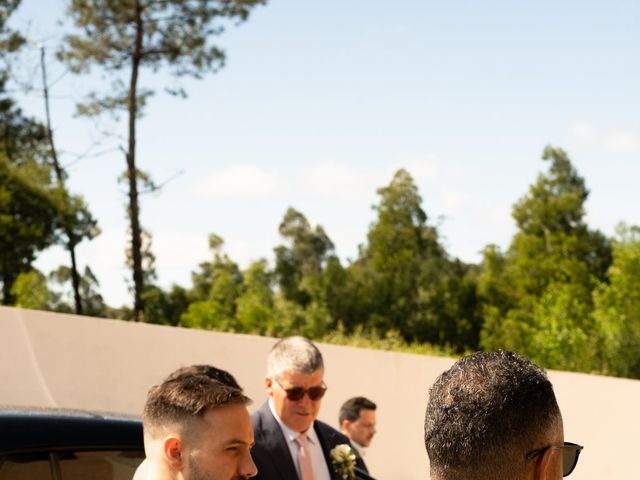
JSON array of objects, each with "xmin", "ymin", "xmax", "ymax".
[{"xmin": 296, "ymin": 433, "xmax": 314, "ymax": 480}]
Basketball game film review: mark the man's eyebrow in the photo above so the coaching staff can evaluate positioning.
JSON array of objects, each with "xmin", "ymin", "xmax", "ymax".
[{"xmin": 223, "ymin": 438, "xmax": 251, "ymax": 446}]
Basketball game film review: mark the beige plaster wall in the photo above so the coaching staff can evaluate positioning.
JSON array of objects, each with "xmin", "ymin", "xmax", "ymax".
[{"xmin": 1, "ymin": 306, "xmax": 637, "ymax": 479}]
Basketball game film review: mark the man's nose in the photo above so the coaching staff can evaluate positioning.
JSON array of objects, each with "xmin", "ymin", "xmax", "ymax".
[
  {"xmin": 241, "ymin": 452, "xmax": 258, "ymax": 478},
  {"xmin": 298, "ymin": 392, "xmax": 313, "ymax": 407}
]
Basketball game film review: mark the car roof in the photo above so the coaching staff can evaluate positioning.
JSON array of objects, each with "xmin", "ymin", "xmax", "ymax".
[{"xmin": 0, "ymin": 407, "xmax": 143, "ymax": 454}]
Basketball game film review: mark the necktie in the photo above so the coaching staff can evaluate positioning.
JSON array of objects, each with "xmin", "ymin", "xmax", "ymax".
[{"xmin": 296, "ymin": 433, "xmax": 314, "ymax": 480}]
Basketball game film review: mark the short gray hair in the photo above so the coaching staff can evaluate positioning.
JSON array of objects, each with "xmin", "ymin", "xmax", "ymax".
[{"xmin": 267, "ymin": 336, "xmax": 324, "ymax": 379}]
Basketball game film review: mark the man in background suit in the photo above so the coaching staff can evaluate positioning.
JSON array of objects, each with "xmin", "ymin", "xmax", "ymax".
[
  {"xmin": 251, "ymin": 336, "xmax": 367, "ymax": 480},
  {"xmin": 339, "ymin": 397, "xmax": 377, "ymax": 472}
]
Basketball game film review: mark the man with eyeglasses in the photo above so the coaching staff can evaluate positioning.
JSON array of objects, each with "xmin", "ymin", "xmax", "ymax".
[
  {"xmin": 251, "ymin": 336, "xmax": 368, "ymax": 480},
  {"xmin": 424, "ymin": 350, "xmax": 583, "ymax": 479}
]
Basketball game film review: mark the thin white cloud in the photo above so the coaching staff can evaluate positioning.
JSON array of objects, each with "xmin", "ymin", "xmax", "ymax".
[
  {"xmin": 194, "ymin": 165, "xmax": 284, "ymax": 199},
  {"xmin": 603, "ymin": 130, "xmax": 640, "ymax": 154},
  {"xmin": 87, "ymin": 229, "xmax": 127, "ymax": 269},
  {"xmin": 224, "ymin": 236, "xmax": 279, "ymax": 268},
  {"xmin": 297, "ymin": 156, "xmax": 441, "ymax": 202},
  {"xmin": 442, "ymin": 191, "xmax": 467, "ymax": 211},
  {"xmin": 566, "ymin": 122, "xmax": 640, "ymax": 154},
  {"xmin": 397, "ymin": 157, "xmax": 439, "ymax": 180},
  {"xmin": 152, "ymin": 232, "xmax": 210, "ymax": 269},
  {"xmin": 298, "ymin": 163, "xmax": 385, "ymax": 201},
  {"xmin": 488, "ymin": 205, "xmax": 514, "ymax": 230},
  {"xmin": 567, "ymin": 121, "xmax": 596, "ymax": 144}
]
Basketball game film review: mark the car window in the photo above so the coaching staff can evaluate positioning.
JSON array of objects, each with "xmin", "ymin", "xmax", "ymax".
[{"xmin": 0, "ymin": 450, "xmax": 144, "ymax": 480}]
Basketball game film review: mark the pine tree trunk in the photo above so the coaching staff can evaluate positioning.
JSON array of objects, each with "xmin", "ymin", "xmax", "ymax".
[
  {"xmin": 127, "ymin": 0, "xmax": 145, "ymax": 322},
  {"xmin": 41, "ymin": 46, "xmax": 83, "ymax": 315}
]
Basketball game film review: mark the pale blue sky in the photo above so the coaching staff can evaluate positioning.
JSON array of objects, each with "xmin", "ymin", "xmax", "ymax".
[{"xmin": 10, "ymin": 0, "xmax": 640, "ymax": 306}]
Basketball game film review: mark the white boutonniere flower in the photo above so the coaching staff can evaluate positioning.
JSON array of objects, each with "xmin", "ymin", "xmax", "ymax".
[{"xmin": 330, "ymin": 443, "xmax": 357, "ymax": 480}]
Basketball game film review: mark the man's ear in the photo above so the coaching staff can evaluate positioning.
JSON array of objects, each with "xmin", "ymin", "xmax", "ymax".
[
  {"xmin": 341, "ymin": 419, "xmax": 351, "ymax": 433},
  {"xmin": 534, "ymin": 448, "xmax": 557, "ymax": 480},
  {"xmin": 163, "ymin": 435, "xmax": 183, "ymax": 471},
  {"xmin": 265, "ymin": 377, "xmax": 273, "ymax": 396}
]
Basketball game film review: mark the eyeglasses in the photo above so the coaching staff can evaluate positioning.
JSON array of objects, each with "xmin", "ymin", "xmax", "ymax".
[
  {"xmin": 526, "ymin": 442, "xmax": 583, "ymax": 477},
  {"xmin": 274, "ymin": 379, "xmax": 327, "ymax": 401}
]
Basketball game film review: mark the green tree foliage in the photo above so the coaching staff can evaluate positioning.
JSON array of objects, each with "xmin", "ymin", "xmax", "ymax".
[
  {"xmin": 235, "ymin": 259, "xmax": 275, "ymax": 333},
  {"xmin": 0, "ymin": 96, "xmax": 98, "ymax": 313},
  {"xmin": 181, "ymin": 234, "xmax": 243, "ymax": 330},
  {"xmin": 274, "ymin": 208, "xmax": 355, "ymax": 337},
  {"xmin": 141, "ymin": 284, "xmax": 189, "ymax": 326},
  {"xmin": 0, "ymin": 1, "xmax": 24, "ymax": 65},
  {"xmin": 274, "ymin": 207, "xmax": 335, "ymax": 306},
  {"xmin": 1, "ymin": 2, "xmax": 98, "ymax": 314},
  {"xmin": 1, "ymin": 80, "xmax": 99, "ymax": 309},
  {"xmin": 10, "ymin": 269, "xmax": 50, "ymax": 310},
  {"xmin": 361, "ymin": 169, "xmax": 433, "ymax": 334},
  {"xmin": 0, "ymin": 77, "xmax": 48, "ymax": 164},
  {"xmin": 355, "ymin": 169, "xmax": 480, "ymax": 351},
  {"xmin": 49, "ymin": 265, "xmax": 108, "ymax": 317},
  {"xmin": 59, "ymin": 0, "xmax": 266, "ymax": 321},
  {"xmin": 592, "ymin": 224, "xmax": 640, "ymax": 378},
  {"xmin": 0, "ymin": 152, "xmax": 61, "ymax": 303},
  {"xmin": 480, "ymin": 146, "xmax": 611, "ymax": 371}
]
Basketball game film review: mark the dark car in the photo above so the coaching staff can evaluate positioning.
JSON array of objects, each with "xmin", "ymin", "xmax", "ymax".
[{"xmin": 0, "ymin": 407, "xmax": 144, "ymax": 480}]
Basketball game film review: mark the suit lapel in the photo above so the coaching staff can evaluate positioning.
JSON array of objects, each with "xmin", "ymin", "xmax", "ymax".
[
  {"xmin": 257, "ymin": 403, "xmax": 299, "ymax": 480},
  {"xmin": 314, "ymin": 421, "xmax": 340, "ymax": 480}
]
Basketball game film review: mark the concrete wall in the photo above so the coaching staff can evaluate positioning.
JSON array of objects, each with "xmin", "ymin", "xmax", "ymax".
[{"xmin": 1, "ymin": 306, "xmax": 638, "ymax": 479}]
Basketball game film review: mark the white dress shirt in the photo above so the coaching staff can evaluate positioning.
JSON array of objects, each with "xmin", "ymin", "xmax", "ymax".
[
  {"xmin": 268, "ymin": 398, "xmax": 331, "ymax": 480},
  {"xmin": 351, "ymin": 440, "xmax": 367, "ymax": 459}
]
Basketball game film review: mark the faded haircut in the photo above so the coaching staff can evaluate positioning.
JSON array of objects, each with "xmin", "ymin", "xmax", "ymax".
[
  {"xmin": 339, "ymin": 396, "xmax": 377, "ymax": 424},
  {"xmin": 142, "ymin": 374, "xmax": 250, "ymax": 440},
  {"xmin": 267, "ymin": 336, "xmax": 323, "ymax": 380},
  {"xmin": 424, "ymin": 351, "xmax": 561, "ymax": 480},
  {"xmin": 164, "ymin": 364, "xmax": 241, "ymax": 390}
]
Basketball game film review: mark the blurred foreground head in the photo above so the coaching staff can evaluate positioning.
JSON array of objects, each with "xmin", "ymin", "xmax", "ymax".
[{"xmin": 424, "ymin": 351, "xmax": 580, "ymax": 480}]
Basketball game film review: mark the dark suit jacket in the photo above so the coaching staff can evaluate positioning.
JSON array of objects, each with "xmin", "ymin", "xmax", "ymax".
[
  {"xmin": 350, "ymin": 444, "xmax": 368, "ymax": 475},
  {"xmin": 251, "ymin": 402, "xmax": 367, "ymax": 480}
]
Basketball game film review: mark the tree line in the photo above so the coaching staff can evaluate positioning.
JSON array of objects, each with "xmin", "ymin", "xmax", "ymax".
[{"xmin": 2, "ymin": 2, "xmax": 640, "ymax": 379}]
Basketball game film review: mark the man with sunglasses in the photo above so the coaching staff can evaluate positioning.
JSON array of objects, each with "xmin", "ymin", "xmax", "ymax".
[
  {"xmin": 424, "ymin": 350, "xmax": 583, "ymax": 479},
  {"xmin": 251, "ymin": 336, "xmax": 368, "ymax": 480}
]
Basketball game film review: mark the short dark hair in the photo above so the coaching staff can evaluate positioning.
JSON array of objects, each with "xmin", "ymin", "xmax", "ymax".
[
  {"xmin": 424, "ymin": 351, "xmax": 561, "ymax": 480},
  {"xmin": 142, "ymin": 374, "xmax": 250, "ymax": 439},
  {"xmin": 164, "ymin": 364, "xmax": 241, "ymax": 390},
  {"xmin": 339, "ymin": 397, "xmax": 377, "ymax": 424}
]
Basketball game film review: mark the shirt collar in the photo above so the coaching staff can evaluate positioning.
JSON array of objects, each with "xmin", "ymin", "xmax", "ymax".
[
  {"xmin": 351, "ymin": 440, "xmax": 366, "ymax": 457},
  {"xmin": 268, "ymin": 397, "xmax": 318, "ymax": 445}
]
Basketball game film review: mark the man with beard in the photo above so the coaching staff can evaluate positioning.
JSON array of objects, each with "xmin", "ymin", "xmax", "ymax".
[
  {"xmin": 134, "ymin": 364, "xmax": 246, "ymax": 480},
  {"xmin": 141, "ymin": 373, "xmax": 257, "ymax": 480},
  {"xmin": 339, "ymin": 397, "xmax": 377, "ymax": 472}
]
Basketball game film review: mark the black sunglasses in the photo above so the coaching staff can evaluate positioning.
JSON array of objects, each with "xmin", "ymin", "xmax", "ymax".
[
  {"xmin": 274, "ymin": 379, "xmax": 327, "ymax": 401},
  {"xmin": 526, "ymin": 441, "xmax": 583, "ymax": 477}
]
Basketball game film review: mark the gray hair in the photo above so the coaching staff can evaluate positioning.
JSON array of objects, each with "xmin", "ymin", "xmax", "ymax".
[{"xmin": 267, "ymin": 336, "xmax": 324, "ymax": 379}]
